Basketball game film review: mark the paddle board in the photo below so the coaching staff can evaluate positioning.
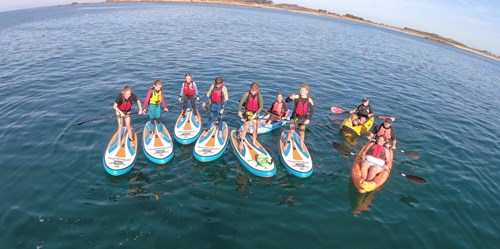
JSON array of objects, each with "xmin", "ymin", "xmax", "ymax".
[
  {"xmin": 142, "ymin": 121, "xmax": 174, "ymax": 164},
  {"xmin": 279, "ymin": 130, "xmax": 313, "ymax": 178},
  {"xmin": 229, "ymin": 129, "xmax": 276, "ymax": 177},
  {"xmin": 103, "ymin": 127, "xmax": 138, "ymax": 176},
  {"xmin": 238, "ymin": 109, "xmax": 292, "ymax": 134},
  {"xmin": 174, "ymin": 108, "xmax": 202, "ymax": 144},
  {"xmin": 193, "ymin": 120, "xmax": 229, "ymax": 162}
]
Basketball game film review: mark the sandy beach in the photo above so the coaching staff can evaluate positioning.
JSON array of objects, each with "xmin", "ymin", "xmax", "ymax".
[{"xmin": 102, "ymin": 0, "xmax": 499, "ymax": 62}]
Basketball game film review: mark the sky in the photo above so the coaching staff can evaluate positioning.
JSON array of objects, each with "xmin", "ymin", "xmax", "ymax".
[{"xmin": 1, "ymin": 0, "xmax": 499, "ymax": 55}]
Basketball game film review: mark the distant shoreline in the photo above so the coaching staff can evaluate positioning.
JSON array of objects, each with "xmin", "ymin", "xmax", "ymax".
[{"xmin": 93, "ymin": 0, "xmax": 499, "ymax": 62}]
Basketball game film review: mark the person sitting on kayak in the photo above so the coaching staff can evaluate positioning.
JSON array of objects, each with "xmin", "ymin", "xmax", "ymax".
[
  {"xmin": 143, "ymin": 79, "xmax": 169, "ymax": 135},
  {"xmin": 368, "ymin": 118, "xmax": 397, "ymax": 150},
  {"xmin": 238, "ymin": 82, "xmax": 264, "ymax": 150},
  {"xmin": 284, "ymin": 83, "xmax": 314, "ymax": 151},
  {"xmin": 360, "ymin": 136, "xmax": 389, "ymax": 182},
  {"xmin": 202, "ymin": 76, "xmax": 228, "ymax": 132},
  {"xmin": 113, "ymin": 85, "xmax": 144, "ymax": 146},
  {"xmin": 178, "ymin": 72, "xmax": 200, "ymax": 117},
  {"xmin": 349, "ymin": 97, "xmax": 374, "ymax": 126},
  {"xmin": 259, "ymin": 93, "xmax": 289, "ymax": 126}
]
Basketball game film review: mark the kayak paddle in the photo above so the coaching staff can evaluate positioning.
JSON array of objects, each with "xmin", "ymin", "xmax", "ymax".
[{"xmin": 332, "ymin": 141, "xmax": 426, "ymax": 184}]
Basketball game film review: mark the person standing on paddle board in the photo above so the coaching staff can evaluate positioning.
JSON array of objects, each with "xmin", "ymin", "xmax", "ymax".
[
  {"xmin": 259, "ymin": 93, "xmax": 289, "ymax": 126},
  {"xmin": 238, "ymin": 82, "xmax": 264, "ymax": 150},
  {"xmin": 284, "ymin": 83, "xmax": 314, "ymax": 151},
  {"xmin": 143, "ymin": 79, "xmax": 169, "ymax": 135},
  {"xmin": 202, "ymin": 76, "xmax": 229, "ymax": 132},
  {"xmin": 349, "ymin": 97, "xmax": 374, "ymax": 126},
  {"xmin": 113, "ymin": 86, "xmax": 144, "ymax": 146},
  {"xmin": 368, "ymin": 118, "xmax": 397, "ymax": 150},
  {"xmin": 360, "ymin": 136, "xmax": 389, "ymax": 182},
  {"xmin": 178, "ymin": 72, "xmax": 200, "ymax": 117}
]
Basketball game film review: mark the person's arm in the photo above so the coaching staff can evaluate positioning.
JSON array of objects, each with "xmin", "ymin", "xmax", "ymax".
[
  {"xmin": 361, "ymin": 142, "xmax": 373, "ymax": 159},
  {"xmin": 306, "ymin": 98, "xmax": 314, "ymax": 120},
  {"xmin": 221, "ymin": 86, "xmax": 229, "ymax": 111},
  {"xmin": 255, "ymin": 93, "xmax": 264, "ymax": 116},
  {"xmin": 267, "ymin": 102, "xmax": 273, "ymax": 113},
  {"xmin": 368, "ymin": 105, "xmax": 374, "ymax": 117},
  {"xmin": 179, "ymin": 82, "xmax": 184, "ymax": 98},
  {"xmin": 391, "ymin": 128, "xmax": 397, "ymax": 149},
  {"xmin": 367, "ymin": 125, "xmax": 379, "ymax": 140},
  {"xmin": 349, "ymin": 105, "xmax": 358, "ymax": 114},
  {"xmin": 143, "ymin": 89, "xmax": 151, "ymax": 111},
  {"xmin": 114, "ymin": 95, "xmax": 124, "ymax": 116},
  {"xmin": 282, "ymin": 102, "xmax": 290, "ymax": 118},
  {"xmin": 194, "ymin": 82, "xmax": 200, "ymax": 100},
  {"xmin": 161, "ymin": 90, "xmax": 168, "ymax": 110},
  {"xmin": 206, "ymin": 85, "xmax": 213, "ymax": 101},
  {"xmin": 113, "ymin": 102, "xmax": 123, "ymax": 116},
  {"xmin": 238, "ymin": 92, "xmax": 248, "ymax": 113},
  {"xmin": 137, "ymin": 99, "xmax": 144, "ymax": 114}
]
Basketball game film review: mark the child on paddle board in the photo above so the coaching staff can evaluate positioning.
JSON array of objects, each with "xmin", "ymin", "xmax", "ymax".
[
  {"xmin": 143, "ymin": 79, "xmax": 169, "ymax": 135},
  {"xmin": 349, "ymin": 97, "xmax": 374, "ymax": 126},
  {"xmin": 113, "ymin": 86, "xmax": 144, "ymax": 146},
  {"xmin": 259, "ymin": 93, "xmax": 289, "ymax": 126},
  {"xmin": 238, "ymin": 82, "xmax": 264, "ymax": 150},
  {"xmin": 178, "ymin": 72, "xmax": 200, "ymax": 117},
  {"xmin": 284, "ymin": 83, "xmax": 314, "ymax": 151},
  {"xmin": 202, "ymin": 76, "xmax": 229, "ymax": 132}
]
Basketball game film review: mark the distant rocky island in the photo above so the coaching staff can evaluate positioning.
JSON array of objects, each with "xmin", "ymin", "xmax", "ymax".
[{"xmin": 103, "ymin": 0, "xmax": 499, "ymax": 61}]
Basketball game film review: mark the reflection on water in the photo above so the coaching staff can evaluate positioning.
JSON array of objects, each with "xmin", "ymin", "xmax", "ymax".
[{"xmin": 349, "ymin": 181, "xmax": 378, "ymax": 217}]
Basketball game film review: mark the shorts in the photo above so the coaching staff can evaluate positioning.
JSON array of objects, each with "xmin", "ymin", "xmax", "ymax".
[
  {"xmin": 290, "ymin": 116, "xmax": 307, "ymax": 131},
  {"xmin": 242, "ymin": 111, "xmax": 257, "ymax": 122},
  {"xmin": 365, "ymin": 155, "xmax": 385, "ymax": 167},
  {"xmin": 267, "ymin": 113, "xmax": 282, "ymax": 123}
]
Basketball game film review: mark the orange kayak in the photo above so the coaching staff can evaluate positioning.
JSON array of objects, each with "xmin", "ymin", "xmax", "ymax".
[{"xmin": 352, "ymin": 142, "xmax": 393, "ymax": 193}]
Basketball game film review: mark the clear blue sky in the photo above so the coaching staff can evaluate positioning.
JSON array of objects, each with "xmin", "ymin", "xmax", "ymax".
[{"xmin": 1, "ymin": 0, "xmax": 499, "ymax": 55}]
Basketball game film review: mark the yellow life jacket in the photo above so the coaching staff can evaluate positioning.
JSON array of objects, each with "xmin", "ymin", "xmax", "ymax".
[{"xmin": 149, "ymin": 90, "xmax": 162, "ymax": 104}]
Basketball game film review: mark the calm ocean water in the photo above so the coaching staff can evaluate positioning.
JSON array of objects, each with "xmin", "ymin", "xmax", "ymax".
[{"xmin": 0, "ymin": 3, "xmax": 499, "ymax": 248}]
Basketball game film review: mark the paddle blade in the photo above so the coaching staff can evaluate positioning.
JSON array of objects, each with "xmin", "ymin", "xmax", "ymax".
[
  {"xmin": 332, "ymin": 142, "xmax": 354, "ymax": 155},
  {"xmin": 331, "ymin": 106, "xmax": 346, "ymax": 114},
  {"xmin": 398, "ymin": 171, "xmax": 426, "ymax": 184},
  {"xmin": 402, "ymin": 150, "xmax": 421, "ymax": 159},
  {"xmin": 378, "ymin": 115, "xmax": 396, "ymax": 121}
]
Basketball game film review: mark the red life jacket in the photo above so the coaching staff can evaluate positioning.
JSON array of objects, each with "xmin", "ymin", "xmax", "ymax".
[
  {"xmin": 183, "ymin": 81, "xmax": 196, "ymax": 96},
  {"xmin": 119, "ymin": 92, "xmax": 132, "ymax": 112},
  {"xmin": 210, "ymin": 84, "xmax": 224, "ymax": 103},
  {"xmin": 367, "ymin": 144, "xmax": 386, "ymax": 160},
  {"xmin": 270, "ymin": 101, "xmax": 285, "ymax": 116},
  {"xmin": 376, "ymin": 125, "xmax": 392, "ymax": 141},
  {"xmin": 294, "ymin": 97, "xmax": 309, "ymax": 116},
  {"xmin": 245, "ymin": 91, "xmax": 259, "ymax": 112}
]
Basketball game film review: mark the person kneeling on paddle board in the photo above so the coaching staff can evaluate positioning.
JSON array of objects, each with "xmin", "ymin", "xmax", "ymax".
[
  {"xmin": 202, "ymin": 76, "xmax": 229, "ymax": 132},
  {"xmin": 349, "ymin": 97, "xmax": 374, "ymax": 126},
  {"xmin": 284, "ymin": 83, "xmax": 314, "ymax": 151},
  {"xmin": 259, "ymin": 93, "xmax": 289, "ymax": 126},
  {"xmin": 360, "ymin": 136, "xmax": 389, "ymax": 183},
  {"xmin": 238, "ymin": 82, "xmax": 264, "ymax": 151},
  {"xmin": 368, "ymin": 118, "xmax": 397, "ymax": 150},
  {"xmin": 113, "ymin": 85, "xmax": 144, "ymax": 146},
  {"xmin": 143, "ymin": 80, "xmax": 169, "ymax": 135}
]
